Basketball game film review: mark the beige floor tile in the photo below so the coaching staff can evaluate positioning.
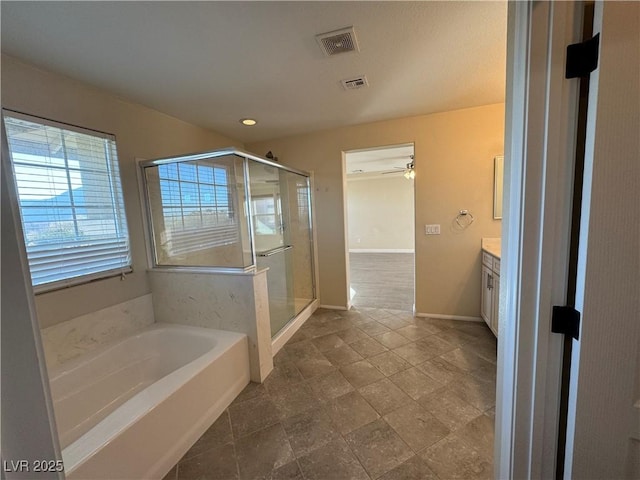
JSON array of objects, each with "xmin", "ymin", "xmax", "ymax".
[
  {"xmin": 416, "ymin": 356, "xmax": 467, "ymax": 385},
  {"xmin": 345, "ymin": 418, "xmax": 413, "ymax": 479},
  {"xmin": 376, "ymin": 316, "xmax": 412, "ymax": 330},
  {"xmin": 322, "ymin": 344, "xmax": 364, "ymax": 366},
  {"xmin": 434, "ymin": 328, "xmax": 479, "ymax": 347},
  {"xmin": 470, "ymin": 364, "xmax": 497, "ymax": 383},
  {"xmin": 182, "ymin": 411, "xmax": 232, "ymax": 460},
  {"xmin": 306, "ymin": 370, "xmax": 354, "ymax": 402},
  {"xmin": 368, "ymin": 351, "xmax": 411, "ymax": 376},
  {"xmin": 269, "ymin": 383, "xmax": 320, "ymax": 420},
  {"xmin": 235, "ymin": 423, "xmax": 295, "ymax": 480},
  {"xmin": 281, "ymin": 409, "xmax": 341, "ymax": 457},
  {"xmin": 324, "ymin": 390, "xmax": 380, "ymax": 435},
  {"xmin": 384, "ymin": 402, "xmax": 450, "ymax": 451},
  {"xmin": 469, "ymin": 338, "xmax": 498, "ymax": 365},
  {"xmin": 358, "ymin": 378, "xmax": 412, "ymax": 415},
  {"xmin": 374, "ymin": 331, "xmax": 412, "ymax": 349},
  {"xmin": 389, "ymin": 367, "xmax": 443, "ymax": 400},
  {"xmin": 447, "ymin": 373, "xmax": 496, "ymax": 412},
  {"xmin": 285, "ymin": 329, "xmax": 309, "ymax": 345},
  {"xmin": 284, "ymin": 339, "xmax": 322, "ymax": 361},
  {"xmin": 395, "ymin": 325, "xmax": 432, "ymax": 341},
  {"xmin": 455, "ymin": 414, "xmax": 495, "ymax": 461},
  {"xmin": 162, "ymin": 465, "xmax": 177, "ymax": 480},
  {"xmin": 311, "ymin": 333, "xmax": 347, "ymax": 352},
  {"xmin": 349, "ymin": 336, "xmax": 388, "ymax": 357},
  {"xmin": 271, "ymin": 461, "xmax": 304, "ymax": 480},
  {"xmin": 177, "ymin": 442, "xmax": 237, "ymax": 480},
  {"xmin": 228, "ymin": 394, "xmax": 280, "ymax": 438},
  {"xmin": 377, "ymin": 455, "xmax": 439, "ymax": 480},
  {"xmin": 421, "ymin": 434, "xmax": 493, "ymax": 480},
  {"xmin": 231, "ymin": 382, "xmax": 267, "ymax": 405},
  {"xmin": 415, "ymin": 335, "xmax": 457, "ymax": 357},
  {"xmin": 263, "ymin": 361, "xmax": 304, "ymax": 392},
  {"xmin": 340, "ymin": 359, "xmax": 385, "ymax": 388},
  {"xmin": 358, "ymin": 320, "xmax": 392, "ymax": 336},
  {"xmin": 439, "ymin": 348, "xmax": 495, "ymax": 373},
  {"xmin": 297, "ymin": 439, "xmax": 369, "ymax": 480},
  {"xmin": 168, "ymin": 306, "xmax": 498, "ymax": 479},
  {"xmin": 336, "ymin": 327, "xmax": 370, "ymax": 344},
  {"xmin": 392, "ymin": 342, "xmax": 436, "ymax": 366},
  {"xmin": 418, "ymin": 387, "xmax": 482, "ymax": 431},
  {"xmin": 363, "ymin": 308, "xmax": 398, "ymax": 321}
]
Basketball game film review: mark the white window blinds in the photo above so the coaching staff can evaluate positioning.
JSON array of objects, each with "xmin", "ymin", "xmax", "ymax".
[
  {"xmin": 3, "ymin": 112, "xmax": 131, "ymax": 292},
  {"xmin": 157, "ymin": 161, "xmax": 238, "ymax": 256}
]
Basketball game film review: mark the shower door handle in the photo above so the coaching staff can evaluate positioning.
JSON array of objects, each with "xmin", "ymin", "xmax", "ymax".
[{"xmin": 257, "ymin": 245, "xmax": 293, "ymax": 257}]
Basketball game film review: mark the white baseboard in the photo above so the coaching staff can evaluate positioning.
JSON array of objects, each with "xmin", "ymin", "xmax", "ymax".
[
  {"xmin": 319, "ymin": 304, "xmax": 349, "ymax": 311},
  {"xmin": 415, "ymin": 312, "xmax": 483, "ymax": 322},
  {"xmin": 271, "ymin": 299, "xmax": 319, "ymax": 354},
  {"xmin": 349, "ymin": 249, "xmax": 415, "ymax": 253}
]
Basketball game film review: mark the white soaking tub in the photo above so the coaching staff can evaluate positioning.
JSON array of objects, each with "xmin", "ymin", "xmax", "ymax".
[{"xmin": 48, "ymin": 323, "xmax": 250, "ymax": 479}]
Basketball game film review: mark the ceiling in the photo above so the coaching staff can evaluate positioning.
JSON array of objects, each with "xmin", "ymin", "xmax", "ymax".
[
  {"xmin": 1, "ymin": 1, "xmax": 507, "ymax": 144},
  {"xmin": 346, "ymin": 144, "xmax": 415, "ymax": 179}
]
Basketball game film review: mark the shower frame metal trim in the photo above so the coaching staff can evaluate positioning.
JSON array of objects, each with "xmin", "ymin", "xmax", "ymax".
[{"xmin": 138, "ymin": 146, "xmax": 317, "ymax": 303}]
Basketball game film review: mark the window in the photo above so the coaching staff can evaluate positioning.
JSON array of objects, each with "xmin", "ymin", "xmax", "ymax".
[
  {"xmin": 157, "ymin": 160, "xmax": 238, "ymax": 255},
  {"xmin": 3, "ymin": 111, "xmax": 131, "ymax": 292},
  {"xmin": 252, "ymin": 195, "xmax": 281, "ymax": 235}
]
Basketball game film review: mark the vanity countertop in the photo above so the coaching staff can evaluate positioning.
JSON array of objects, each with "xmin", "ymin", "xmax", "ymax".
[{"xmin": 482, "ymin": 237, "xmax": 501, "ymax": 259}]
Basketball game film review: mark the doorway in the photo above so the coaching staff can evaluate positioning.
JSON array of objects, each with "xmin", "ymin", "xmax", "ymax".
[{"xmin": 344, "ymin": 144, "xmax": 415, "ymax": 311}]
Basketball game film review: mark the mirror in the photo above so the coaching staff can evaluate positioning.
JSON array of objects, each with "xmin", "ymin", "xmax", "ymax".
[{"xmin": 494, "ymin": 155, "xmax": 504, "ymax": 219}]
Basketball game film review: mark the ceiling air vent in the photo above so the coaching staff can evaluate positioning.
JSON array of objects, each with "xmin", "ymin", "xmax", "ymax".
[
  {"xmin": 316, "ymin": 26, "xmax": 359, "ymax": 56},
  {"xmin": 341, "ymin": 75, "xmax": 369, "ymax": 90}
]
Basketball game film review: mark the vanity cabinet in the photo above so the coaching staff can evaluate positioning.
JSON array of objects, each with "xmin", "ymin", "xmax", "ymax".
[{"xmin": 481, "ymin": 251, "xmax": 500, "ymax": 336}]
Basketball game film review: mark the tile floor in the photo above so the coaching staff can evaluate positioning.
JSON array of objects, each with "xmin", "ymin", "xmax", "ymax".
[{"xmin": 164, "ymin": 307, "xmax": 497, "ymax": 480}]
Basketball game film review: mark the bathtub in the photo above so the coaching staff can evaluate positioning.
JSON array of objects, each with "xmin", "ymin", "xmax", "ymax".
[{"xmin": 48, "ymin": 323, "xmax": 250, "ymax": 479}]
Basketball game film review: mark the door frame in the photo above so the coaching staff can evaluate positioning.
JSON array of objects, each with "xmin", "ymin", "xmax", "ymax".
[
  {"xmin": 496, "ymin": 1, "xmax": 583, "ymax": 478},
  {"xmin": 563, "ymin": 2, "xmax": 640, "ymax": 477},
  {"xmin": 1, "ymin": 121, "xmax": 64, "ymax": 477},
  {"xmin": 342, "ymin": 143, "xmax": 416, "ymax": 312}
]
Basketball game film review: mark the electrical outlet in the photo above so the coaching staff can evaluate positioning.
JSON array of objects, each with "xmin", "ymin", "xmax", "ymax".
[{"xmin": 425, "ymin": 224, "xmax": 441, "ymax": 235}]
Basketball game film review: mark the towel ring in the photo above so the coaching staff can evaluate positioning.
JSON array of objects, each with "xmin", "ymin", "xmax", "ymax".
[{"xmin": 455, "ymin": 210, "xmax": 475, "ymax": 228}]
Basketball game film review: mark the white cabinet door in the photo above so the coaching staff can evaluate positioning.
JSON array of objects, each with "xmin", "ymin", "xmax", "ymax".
[
  {"xmin": 491, "ymin": 273, "xmax": 500, "ymax": 336},
  {"xmin": 481, "ymin": 264, "xmax": 493, "ymax": 327}
]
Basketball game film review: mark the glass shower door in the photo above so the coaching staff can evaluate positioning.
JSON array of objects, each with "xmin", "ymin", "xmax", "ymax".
[
  {"xmin": 249, "ymin": 161, "xmax": 314, "ymax": 336},
  {"xmin": 280, "ymin": 170, "xmax": 314, "ymax": 317}
]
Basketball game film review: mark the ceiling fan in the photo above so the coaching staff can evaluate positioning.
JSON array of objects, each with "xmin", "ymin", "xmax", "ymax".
[{"xmin": 380, "ymin": 155, "xmax": 415, "ymax": 178}]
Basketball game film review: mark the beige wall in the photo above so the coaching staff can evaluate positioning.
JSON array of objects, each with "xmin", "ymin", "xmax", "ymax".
[
  {"xmin": 247, "ymin": 103, "xmax": 504, "ymax": 317},
  {"xmin": 347, "ymin": 175, "xmax": 415, "ymax": 251},
  {"xmin": 1, "ymin": 55, "xmax": 243, "ymax": 328}
]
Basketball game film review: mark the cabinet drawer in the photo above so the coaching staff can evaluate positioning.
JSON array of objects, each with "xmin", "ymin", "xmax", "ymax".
[
  {"xmin": 482, "ymin": 252, "xmax": 494, "ymax": 269},
  {"xmin": 493, "ymin": 259, "xmax": 501, "ymax": 275}
]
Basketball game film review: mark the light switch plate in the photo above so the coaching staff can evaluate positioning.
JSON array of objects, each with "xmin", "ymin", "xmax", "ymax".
[{"xmin": 425, "ymin": 224, "xmax": 441, "ymax": 235}]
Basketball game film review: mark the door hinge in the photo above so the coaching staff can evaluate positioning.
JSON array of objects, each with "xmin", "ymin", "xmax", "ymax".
[
  {"xmin": 551, "ymin": 305, "xmax": 581, "ymax": 340},
  {"xmin": 565, "ymin": 33, "xmax": 600, "ymax": 79}
]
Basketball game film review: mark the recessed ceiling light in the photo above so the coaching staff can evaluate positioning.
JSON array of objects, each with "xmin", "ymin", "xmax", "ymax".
[{"xmin": 240, "ymin": 118, "xmax": 257, "ymax": 126}]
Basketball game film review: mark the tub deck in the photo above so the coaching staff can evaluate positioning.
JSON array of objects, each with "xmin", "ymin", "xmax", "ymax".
[{"xmin": 48, "ymin": 323, "xmax": 249, "ymax": 479}]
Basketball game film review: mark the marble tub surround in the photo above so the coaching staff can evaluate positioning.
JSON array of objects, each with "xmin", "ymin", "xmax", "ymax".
[
  {"xmin": 148, "ymin": 268, "xmax": 273, "ymax": 383},
  {"xmin": 481, "ymin": 237, "xmax": 501, "ymax": 258},
  {"xmin": 164, "ymin": 306, "xmax": 497, "ymax": 480},
  {"xmin": 41, "ymin": 294, "xmax": 154, "ymax": 369}
]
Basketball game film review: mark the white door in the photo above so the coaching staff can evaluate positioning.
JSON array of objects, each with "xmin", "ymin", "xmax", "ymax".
[
  {"xmin": 497, "ymin": 1, "xmax": 638, "ymax": 478},
  {"xmin": 563, "ymin": 2, "xmax": 640, "ymax": 478}
]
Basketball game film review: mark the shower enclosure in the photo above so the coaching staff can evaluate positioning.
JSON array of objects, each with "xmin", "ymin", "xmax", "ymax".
[{"xmin": 140, "ymin": 148, "xmax": 316, "ymax": 338}]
